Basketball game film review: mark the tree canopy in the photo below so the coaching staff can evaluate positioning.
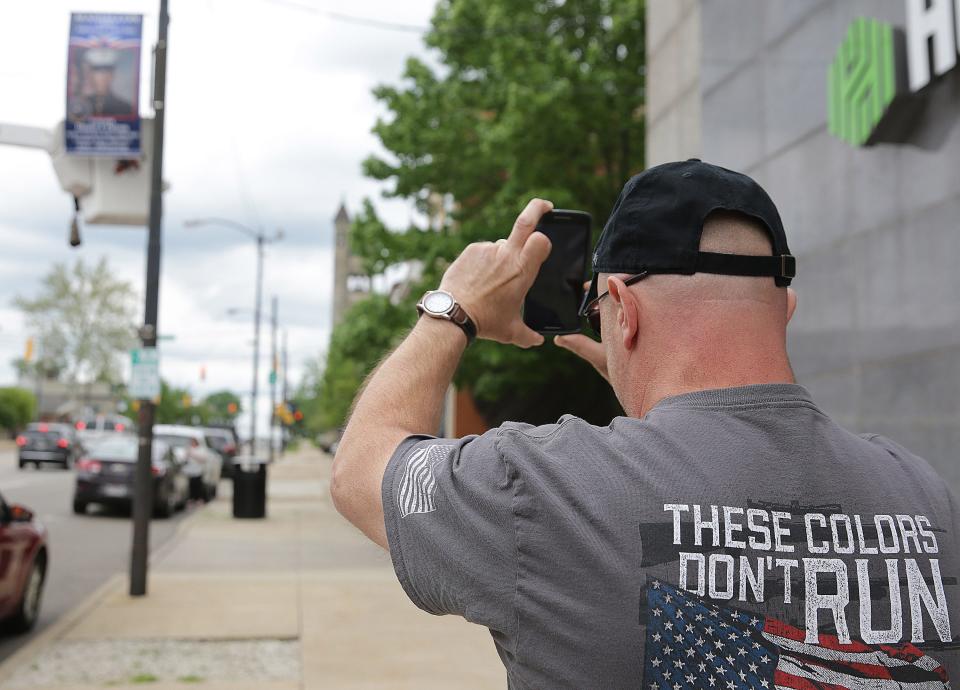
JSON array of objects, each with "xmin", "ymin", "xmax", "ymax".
[
  {"xmin": 308, "ymin": 0, "xmax": 645, "ymax": 431},
  {"xmin": 129, "ymin": 383, "xmax": 243, "ymax": 426},
  {"xmin": 13, "ymin": 257, "xmax": 138, "ymax": 385},
  {"xmin": 0, "ymin": 387, "xmax": 36, "ymax": 434}
]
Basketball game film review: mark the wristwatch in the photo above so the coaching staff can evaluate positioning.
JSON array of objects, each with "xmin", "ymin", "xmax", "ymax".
[{"xmin": 416, "ymin": 290, "xmax": 477, "ymax": 344}]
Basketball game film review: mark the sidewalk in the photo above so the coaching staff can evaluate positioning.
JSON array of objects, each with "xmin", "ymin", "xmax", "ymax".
[{"xmin": 1, "ymin": 447, "xmax": 503, "ymax": 690}]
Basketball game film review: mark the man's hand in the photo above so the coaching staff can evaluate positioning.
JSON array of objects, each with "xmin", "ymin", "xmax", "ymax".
[
  {"xmin": 555, "ymin": 334, "xmax": 609, "ymax": 382},
  {"xmin": 439, "ymin": 198, "xmax": 554, "ymax": 349},
  {"xmin": 555, "ymin": 278, "xmax": 610, "ymax": 382}
]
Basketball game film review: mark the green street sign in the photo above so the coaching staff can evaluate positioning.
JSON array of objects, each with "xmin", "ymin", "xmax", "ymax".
[
  {"xmin": 827, "ymin": 17, "xmax": 898, "ymax": 147},
  {"xmin": 129, "ymin": 347, "xmax": 160, "ymax": 399}
]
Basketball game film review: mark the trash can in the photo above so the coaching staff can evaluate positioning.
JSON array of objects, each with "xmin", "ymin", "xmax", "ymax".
[{"xmin": 231, "ymin": 455, "xmax": 268, "ymax": 518}]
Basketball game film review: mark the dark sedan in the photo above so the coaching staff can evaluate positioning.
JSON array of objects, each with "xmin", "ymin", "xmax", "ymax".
[
  {"xmin": 16, "ymin": 422, "xmax": 82, "ymax": 470},
  {"xmin": 72, "ymin": 436, "xmax": 189, "ymax": 518},
  {"xmin": 0, "ymin": 492, "xmax": 47, "ymax": 633}
]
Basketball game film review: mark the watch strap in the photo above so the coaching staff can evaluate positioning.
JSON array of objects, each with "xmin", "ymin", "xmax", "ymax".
[{"xmin": 448, "ymin": 303, "xmax": 477, "ymax": 343}]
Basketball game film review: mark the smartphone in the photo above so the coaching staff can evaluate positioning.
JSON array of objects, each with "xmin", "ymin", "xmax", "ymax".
[{"xmin": 523, "ymin": 209, "xmax": 592, "ymax": 335}]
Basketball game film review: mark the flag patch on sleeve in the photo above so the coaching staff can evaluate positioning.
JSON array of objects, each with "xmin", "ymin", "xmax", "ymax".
[{"xmin": 397, "ymin": 444, "xmax": 454, "ymax": 518}]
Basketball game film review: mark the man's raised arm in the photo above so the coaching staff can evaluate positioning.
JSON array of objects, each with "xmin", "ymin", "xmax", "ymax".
[{"xmin": 330, "ymin": 198, "xmax": 554, "ymax": 548}]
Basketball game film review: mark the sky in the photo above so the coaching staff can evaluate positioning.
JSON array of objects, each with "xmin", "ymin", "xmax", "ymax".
[{"xmin": 0, "ymin": 0, "xmax": 439, "ymax": 439}]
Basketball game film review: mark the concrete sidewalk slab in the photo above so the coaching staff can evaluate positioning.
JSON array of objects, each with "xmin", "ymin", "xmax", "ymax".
[
  {"xmin": 10, "ymin": 680, "xmax": 300, "ymax": 690},
  {"xmin": 65, "ymin": 573, "xmax": 299, "ymax": 640},
  {"xmin": 18, "ymin": 684, "xmax": 300, "ymax": 690},
  {"xmin": 300, "ymin": 569, "xmax": 502, "ymax": 689}
]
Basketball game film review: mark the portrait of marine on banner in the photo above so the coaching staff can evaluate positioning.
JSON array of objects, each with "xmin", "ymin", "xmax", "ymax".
[{"xmin": 65, "ymin": 12, "xmax": 142, "ymax": 157}]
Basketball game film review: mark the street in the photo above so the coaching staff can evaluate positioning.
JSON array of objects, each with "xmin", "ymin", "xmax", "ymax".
[{"xmin": 0, "ymin": 443, "xmax": 195, "ymax": 664}]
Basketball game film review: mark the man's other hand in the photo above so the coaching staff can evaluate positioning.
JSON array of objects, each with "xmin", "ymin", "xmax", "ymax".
[
  {"xmin": 439, "ymin": 198, "xmax": 554, "ymax": 348},
  {"xmin": 555, "ymin": 334, "xmax": 609, "ymax": 382}
]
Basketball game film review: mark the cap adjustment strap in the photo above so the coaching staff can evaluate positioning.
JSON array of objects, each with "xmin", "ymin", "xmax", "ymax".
[{"xmin": 694, "ymin": 251, "xmax": 795, "ymax": 280}]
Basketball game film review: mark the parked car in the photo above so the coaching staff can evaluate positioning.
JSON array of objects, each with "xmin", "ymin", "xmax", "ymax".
[
  {"xmin": 75, "ymin": 414, "xmax": 135, "ymax": 449},
  {"xmin": 203, "ymin": 427, "xmax": 238, "ymax": 479},
  {"xmin": 0, "ymin": 491, "xmax": 47, "ymax": 633},
  {"xmin": 153, "ymin": 425, "xmax": 222, "ymax": 501},
  {"xmin": 72, "ymin": 435, "xmax": 189, "ymax": 518},
  {"xmin": 16, "ymin": 422, "xmax": 82, "ymax": 469}
]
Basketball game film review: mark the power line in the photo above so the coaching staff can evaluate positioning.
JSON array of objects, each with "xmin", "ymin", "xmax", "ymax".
[{"xmin": 259, "ymin": 0, "xmax": 428, "ymax": 33}]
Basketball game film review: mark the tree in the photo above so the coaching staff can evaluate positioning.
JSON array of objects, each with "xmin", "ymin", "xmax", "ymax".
[
  {"xmin": 13, "ymin": 257, "xmax": 138, "ymax": 385},
  {"xmin": 0, "ymin": 388, "xmax": 36, "ymax": 434},
  {"xmin": 131, "ymin": 383, "xmax": 243, "ymax": 426},
  {"xmin": 204, "ymin": 390, "xmax": 242, "ymax": 421},
  {"xmin": 316, "ymin": 0, "xmax": 645, "ymax": 428},
  {"xmin": 299, "ymin": 296, "xmax": 412, "ymax": 433}
]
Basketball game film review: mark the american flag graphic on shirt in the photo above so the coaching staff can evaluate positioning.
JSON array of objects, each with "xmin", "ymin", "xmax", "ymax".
[
  {"xmin": 642, "ymin": 580, "xmax": 949, "ymax": 689},
  {"xmin": 397, "ymin": 444, "xmax": 454, "ymax": 518}
]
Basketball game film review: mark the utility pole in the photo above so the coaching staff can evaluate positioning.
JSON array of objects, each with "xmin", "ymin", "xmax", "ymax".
[
  {"xmin": 33, "ymin": 340, "xmax": 43, "ymax": 421},
  {"xmin": 269, "ymin": 296, "xmax": 277, "ymax": 463},
  {"xmin": 251, "ymin": 237, "xmax": 264, "ymax": 455},
  {"xmin": 183, "ymin": 220, "xmax": 281, "ymax": 456},
  {"xmin": 131, "ymin": 0, "xmax": 169, "ymax": 597},
  {"xmin": 281, "ymin": 329, "xmax": 288, "ymax": 455}
]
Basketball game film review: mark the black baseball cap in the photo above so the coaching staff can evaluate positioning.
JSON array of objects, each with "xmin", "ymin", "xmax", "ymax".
[{"xmin": 583, "ymin": 159, "xmax": 796, "ymax": 305}]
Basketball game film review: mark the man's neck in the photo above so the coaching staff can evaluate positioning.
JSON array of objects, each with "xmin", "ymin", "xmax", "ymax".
[{"xmin": 623, "ymin": 347, "xmax": 796, "ymax": 418}]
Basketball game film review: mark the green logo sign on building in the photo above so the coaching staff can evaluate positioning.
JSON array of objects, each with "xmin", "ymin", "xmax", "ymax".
[
  {"xmin": 828, "ymin": 0, "xmax": 960, "ymax": 147},
  {"xmin": 828, "ymin": 18, "xmax": 899, "ymax": 147}
]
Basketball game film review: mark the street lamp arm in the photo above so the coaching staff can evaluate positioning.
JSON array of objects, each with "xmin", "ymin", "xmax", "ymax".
[{"xmin": 184, "ymin": 217, "xmax": 261, "ymax": 240}]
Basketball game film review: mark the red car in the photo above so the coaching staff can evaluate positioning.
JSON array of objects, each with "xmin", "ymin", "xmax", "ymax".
[{"xmin": 0, "ymin": 491, "xmax": 47, "ymax": 633}]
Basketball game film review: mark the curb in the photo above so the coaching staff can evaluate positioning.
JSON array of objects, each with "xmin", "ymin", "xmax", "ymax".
[{"xmin": 0, "ymin": 498, "xmax": 211, "ymax": 685}]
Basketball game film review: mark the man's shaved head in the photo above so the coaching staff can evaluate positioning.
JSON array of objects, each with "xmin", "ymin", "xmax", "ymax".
[{"xmin": 597, "ymin": 210, "xmax": 797, "ymax": 415}]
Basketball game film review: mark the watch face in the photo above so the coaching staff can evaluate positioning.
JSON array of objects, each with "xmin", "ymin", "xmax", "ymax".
[{"xmin": 423, "ymin": 291, "xmax": 454, "ymax": 315}]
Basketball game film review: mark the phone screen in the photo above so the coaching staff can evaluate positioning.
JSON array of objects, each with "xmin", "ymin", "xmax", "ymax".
[{"xmin": 523, "ymin": 210, "xmax": 592, "ymax": 334}]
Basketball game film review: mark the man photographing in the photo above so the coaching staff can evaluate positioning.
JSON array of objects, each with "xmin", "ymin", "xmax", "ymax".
[{"xmin": 332, "ymin": 160, "xmax": 959, "ymax": 687}]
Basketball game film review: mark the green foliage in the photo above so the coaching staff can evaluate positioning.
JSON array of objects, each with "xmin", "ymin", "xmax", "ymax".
[
  {"xmin": 203, "ymin": 390, "xmax": 242, "ymax": 421},
  {"xmin": 13, "ymin": 257, "xmax": 137, "ymax": 385},
  {"xmin": 297, "ymin": 296, "xmax": 410, "ymax": 433},
  {"xmin": 0, "ymin": 387, "xmax": 36, "ymax": 433},
  {"xmin": 128, "ymin": 382, "xmax": 242, "ymax": 426},
  {"xmin": 310, "ymin": 0, "xmax": 645, "ymax": 429}
]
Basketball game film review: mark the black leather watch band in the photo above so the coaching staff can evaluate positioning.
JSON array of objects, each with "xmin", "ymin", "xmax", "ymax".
[{"xmin": 447, "ymin": 303, "xmax": 477, "ymax": 343}]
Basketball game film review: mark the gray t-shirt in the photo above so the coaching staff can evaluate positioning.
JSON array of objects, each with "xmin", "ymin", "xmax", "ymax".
[{"xmin": 382, "ymin": 384, "xmax": 960, "ymax": 688}]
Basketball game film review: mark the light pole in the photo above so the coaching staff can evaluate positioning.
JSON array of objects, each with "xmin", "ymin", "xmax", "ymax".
[
  {"xmin": 184, "ymin": 218, "xmax": 282, "ymax": 454},
  {"xmin": 269, "ymin": 296, "xmax": 278, "ymax": 464},
  {"xmin": 131, "ymin": 0, "xmax": 169, "ymax": 598}
]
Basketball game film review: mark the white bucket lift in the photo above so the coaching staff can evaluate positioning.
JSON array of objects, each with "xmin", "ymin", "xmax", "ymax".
[{"xmin": 0, "ymin": 118, "xmax": 162, "ymax": 228}]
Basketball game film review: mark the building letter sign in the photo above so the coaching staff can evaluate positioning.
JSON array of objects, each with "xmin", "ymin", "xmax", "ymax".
[{"xmin": 828, "ymin": 0, "xmax": 960, "ymax": 146}]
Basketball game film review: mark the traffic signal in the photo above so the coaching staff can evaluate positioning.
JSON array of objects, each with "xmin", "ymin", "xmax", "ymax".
[{"xmin": 227, "ymin": 402, "xmax": 238, "ymax": 415}]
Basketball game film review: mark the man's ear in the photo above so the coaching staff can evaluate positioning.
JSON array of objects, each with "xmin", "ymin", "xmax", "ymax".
[
  {"xmin": 607, "ymin": 276, "xmax": 640, "ymax": 350},
  {"xmin": 786, "ymin": 287, "xmax": 798, "ymax": 324}
]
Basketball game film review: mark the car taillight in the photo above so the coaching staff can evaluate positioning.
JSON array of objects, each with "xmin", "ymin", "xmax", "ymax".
[
  {"xmin": 115, "ymin": 423, "xmax": 125, "ymax": 432},
  {"xmin": 15, "ymin": 435, "xmax": 27, "ymax": 446},
  {"xmin": 75, "ymin": 421, "xmax": 87, "ymax": 430},
  {"xmin": 77, "ymin": 458, "xmax": 102, "ymax": 473},
  {"xmin": 57, "ymin": 438, "xmax": 70, "ymax": 449}
]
